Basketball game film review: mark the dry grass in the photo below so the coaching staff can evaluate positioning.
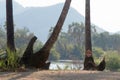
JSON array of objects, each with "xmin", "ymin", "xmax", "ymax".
[{"xmin": 0, "ymin": 70, "xmax": 120, "ymax": 80}]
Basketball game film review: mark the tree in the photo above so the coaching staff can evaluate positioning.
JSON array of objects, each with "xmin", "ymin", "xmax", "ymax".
[
  {"xmin": 83, "ymin": 0, "xmax": 105, "ymax": 71},
  {"xmin": 83, "ymin": 0, "xmax": 95, "ymax": 70},
  {"xmin": 6, "ymin": 0, "xmax": 15, "ymax": 51},
  {"xmin": 85, "ymin": 0, "xmax": 92, "ymax": 55},
  {"xmin": 68, "ymin": 22, "xmax": 85, "ymax": 46},
  {"xmin": 20, "ymin": 0, "xmax": 72, "ymax": 69}
]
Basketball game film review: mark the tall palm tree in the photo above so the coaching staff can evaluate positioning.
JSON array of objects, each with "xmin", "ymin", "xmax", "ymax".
[
  {"xmin": 85, "ymin": 0, "xmax": 91, "ymax": 51},
  {"xmin": 84, "ymin": 0, "xmax": 95, "ymax": 70},
  {"xmin": 21, "ymin": 0, "xmax": 72, "ymax": 68},
  {"xmin": 6, "ymin": 0, "xmax": 15, "ymax": 51}
]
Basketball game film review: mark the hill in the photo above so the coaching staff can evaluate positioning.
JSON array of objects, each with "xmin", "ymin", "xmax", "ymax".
[{"xmin": 1, "ymin": 1, "xmax": 105, "ymax": 42}]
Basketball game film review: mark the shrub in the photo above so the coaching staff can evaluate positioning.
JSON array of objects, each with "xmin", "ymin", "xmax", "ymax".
[
  {"xmin": 0, "ymin": 48, "xmax": 20, "ymax": 71},
  {"xmin": 105, "ymin": 51, "xmax": 120, "ymax": 71}
]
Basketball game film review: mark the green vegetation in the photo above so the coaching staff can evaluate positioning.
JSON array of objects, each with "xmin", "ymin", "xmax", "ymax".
[
  {"xmin": 0, "ymin": 27, "xmax": 43, "ymax": 71},
  {"xmin": 1, "ymin": 22, "xmax": 120, "ymax": 71},
  {"xmin": 0, "ymin": 48, "xmax": 18, "ymax": 71},
  {"xmin": 105, "ymin": 51, "xmax": 120, "ymax": 71}
]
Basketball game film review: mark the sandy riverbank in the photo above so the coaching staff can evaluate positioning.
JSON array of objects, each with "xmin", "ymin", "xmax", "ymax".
[{"xmin": 0, "ymin": 70, "xmax": 120, "ymax": 80}]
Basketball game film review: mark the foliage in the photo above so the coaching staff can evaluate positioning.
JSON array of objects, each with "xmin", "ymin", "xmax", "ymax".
[
  {"xmin": 0, "ymin": 27, "xmax": 6, "ymax": 49},
  {"xmin": 105, "ymin": 51, "xmax": 120, "ymax": 71},
  {"xmin": 1, "ymin": 22, "xmax": 120, "ymax": 71},
  {"xmin": 49, "ymin": 22, "xmax": 85, "ymax": 60},
  {"xmin": 6, "ymin": 48, "xmax": 19, "ymax": 70},
  {"xmin": 92, "ymin": 47, "xmax": 105, "ymax": 58},
  {"xmin": 0, "ymin": 48, "xmax": 19, "ymax": 71},
  {"xmin": 14, "ymin": 27, "xmax": 34, "ymax": 49},
  {"xmin": 92, "ymin": 32, "xmax": 120, "ymax": 51},
  {"xmin": 49, "ymin": 48, "xmax": 60, "ymax": 60},
  {"xmin": 0, "ymin": 27, "xmax": 43, "ymax": 71},
  {"xmin": 49, "ymin": 22, "xmax": 120, "ymax": 60},
  {"xmin": 33, "ymin": 40, "xmax": 43, "ymax": 53}
]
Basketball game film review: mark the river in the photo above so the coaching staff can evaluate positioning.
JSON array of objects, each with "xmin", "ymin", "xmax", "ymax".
[{"xmin": 49, "ymin": 60, "xmax": 83, "ymax": 70}]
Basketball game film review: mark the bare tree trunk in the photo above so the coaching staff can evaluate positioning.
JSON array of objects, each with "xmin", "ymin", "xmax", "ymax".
[
  {"xmin": 19, "ymin": 36, "xmax": 37, "ymax": 66},
  {"xmin": 85, "ymin": 0, "xmax": 92, "ymax": 54},
  {"xmin": 21, "ymin": 0, "xmax": 72, "ymax": 69},
  {"xmin": 6, "ymin": 0, "xmax": 15, "ymax": 51},
  {"xmin": 83, "ymin": 0, "xmax": 105, "ymax": 71},
  {"xmin": 84, "ymin": 0, "xmax": 95, "ymax": 70}
]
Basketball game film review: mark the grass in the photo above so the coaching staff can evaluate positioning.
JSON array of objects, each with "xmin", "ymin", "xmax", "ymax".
[{"xmin": 0, "ymin": 48, "xmax": 20, "ymax": 71}]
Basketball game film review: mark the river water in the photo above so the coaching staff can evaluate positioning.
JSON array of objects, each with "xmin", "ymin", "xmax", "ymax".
[{"xmin": 49, "ymin": 60, "xmax": 83, "ymax": 70}]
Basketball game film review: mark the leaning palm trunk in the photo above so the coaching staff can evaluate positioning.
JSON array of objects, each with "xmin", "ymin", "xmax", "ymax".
[
  {"xmin": 84, "ymin": 0, "xmax": 105, "ymax": 71},
  {"xmin": 20, "ymin": 0, "xmax": 72, "ymax": 69},
  {"xmin": 6, "ymin": 0, "xmax": 16, "ymax": 51},
  {"xmin": 42, "ymin": 0, "xmax": 71, "ymax": 51}
]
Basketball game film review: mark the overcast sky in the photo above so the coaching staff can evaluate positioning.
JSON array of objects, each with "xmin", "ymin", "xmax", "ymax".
[{"xmin": 14, "ymin": 0, "xmax": 120, "ymax": 33}]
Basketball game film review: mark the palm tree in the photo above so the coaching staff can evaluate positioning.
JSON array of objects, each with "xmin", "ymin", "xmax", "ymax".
[
  {"xmin": 6, "ymin": 0, "xmax": 15, "ymax": 51},
  {"xmin": 83, "ymin": 0, "xmax": 105, "ymax": 71},
  {"xmin": 83, "ymin": 0, "xmax": 95, "ymax": 70},
  {"xmin": 21, "ymin": 0, "xmax": 72, "ymax": 69},
  {"xmin": 85, "ymin": 0, "xmax": 92, "ymax": 52}
]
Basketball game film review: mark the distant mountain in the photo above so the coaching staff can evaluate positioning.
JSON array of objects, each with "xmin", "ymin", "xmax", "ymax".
[
  {"xmin": 1, "ymin": 1, "xmax": 105, "ymax": 42},
  {"xmin": 0, "ymin": 0, "xmax": 26, "ymax": 18},
  {"xmin": 14, "ymin": 4, "xmax": 86, "ymax": 42}
]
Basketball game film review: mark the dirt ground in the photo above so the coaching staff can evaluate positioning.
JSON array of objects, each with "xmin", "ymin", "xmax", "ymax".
[{"xmin": 0, "ymin": 70, "xmax": 120, "ymax": 80}]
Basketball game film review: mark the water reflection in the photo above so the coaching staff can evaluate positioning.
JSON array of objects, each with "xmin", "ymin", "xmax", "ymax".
[{"xmin": 49, "ymin": 60, "xmax": 83, "ymax": 70}]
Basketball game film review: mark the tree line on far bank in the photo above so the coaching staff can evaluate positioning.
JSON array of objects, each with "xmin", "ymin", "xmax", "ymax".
[{"xmin": 1, "ymin": 22, "xmax": 120, "ymax": 71}]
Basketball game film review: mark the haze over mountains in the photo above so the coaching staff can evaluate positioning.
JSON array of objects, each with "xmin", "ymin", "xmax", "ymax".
[{"xmin": 0, "ymin": 0, "xmax": 105, "ymax": 42}]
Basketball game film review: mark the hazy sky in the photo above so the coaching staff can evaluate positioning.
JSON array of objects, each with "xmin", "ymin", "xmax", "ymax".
[{"xmin": 15, "ymin": 0, "xmax": 120, "ymax": 33}]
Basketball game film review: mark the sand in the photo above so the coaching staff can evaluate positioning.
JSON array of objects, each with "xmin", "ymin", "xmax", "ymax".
[{"xmin": 0, "ymin": 70, "xmax": 120, "ymax": 80}]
